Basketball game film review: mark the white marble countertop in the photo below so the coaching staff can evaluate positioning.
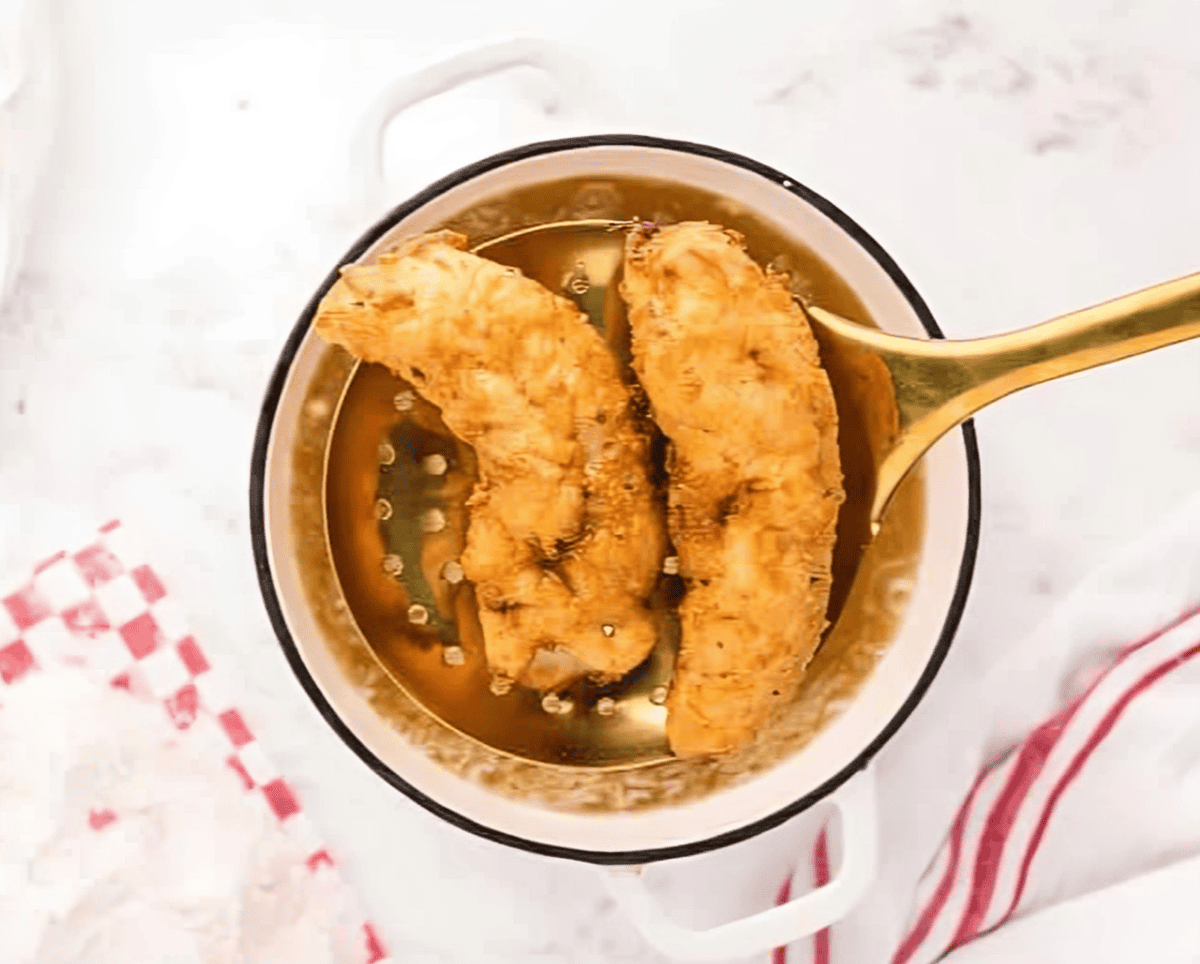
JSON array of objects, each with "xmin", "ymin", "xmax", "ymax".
[{"xmin": 2, "ymin": 0, "xmax": 1199, "ymax": 961}]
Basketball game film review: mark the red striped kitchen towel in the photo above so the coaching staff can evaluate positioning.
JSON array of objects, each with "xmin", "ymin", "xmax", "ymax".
[
  {"xmin": 775, "ymin": 493, "xmax": 1200, "ymax": 964},
  {"xmin": 0, "ymin": 519, "xmax": 391, "ymax": 964}
]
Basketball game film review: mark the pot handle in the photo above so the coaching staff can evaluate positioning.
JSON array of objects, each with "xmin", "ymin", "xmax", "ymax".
[
  {"xmin": 602, "ymin": 766, "xmax": 877, "ymax": 962},
  {"xmin": 350, "ymin": 37, "xmax": 587, "ymax": 217}
]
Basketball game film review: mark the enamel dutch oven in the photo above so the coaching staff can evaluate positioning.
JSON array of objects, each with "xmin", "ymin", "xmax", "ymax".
[{"xmin": 250, "ymin": 39, "xmax": 979, "ymax": 961}]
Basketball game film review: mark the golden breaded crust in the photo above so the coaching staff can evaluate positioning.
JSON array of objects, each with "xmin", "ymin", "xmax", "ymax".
[
  {"xmin": 622, "ymin": 222, "xmax": 844, "ymax": 756},
  {"xmin": 315, "ymin": 231, "xmax": 667, "ymax": 686}
]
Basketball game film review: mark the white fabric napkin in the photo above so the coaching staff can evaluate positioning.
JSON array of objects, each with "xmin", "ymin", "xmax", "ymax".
[{"xmin": 776, "ymin": 491, "xmax": 1200, "ymax": 964}]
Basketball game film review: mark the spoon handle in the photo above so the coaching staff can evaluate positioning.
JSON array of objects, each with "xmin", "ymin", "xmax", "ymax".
[{"xmin": 807, "ymin": 271, "xmax": 1200, "ymax": 530}]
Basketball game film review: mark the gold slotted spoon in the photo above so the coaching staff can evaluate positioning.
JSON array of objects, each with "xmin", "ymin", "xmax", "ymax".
[{"xmin": 324, "ymin": 213, "xmax": 1200, "ymax": 771}]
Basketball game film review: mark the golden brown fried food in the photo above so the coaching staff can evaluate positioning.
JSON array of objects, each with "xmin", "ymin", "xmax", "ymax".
[
  {"xmin": 622, "ymin": 222, "xmax": 844, "ymax": 757},
  {"xmin": 314, "ymin": 231, "xmax": 667, "ymax": 688}
]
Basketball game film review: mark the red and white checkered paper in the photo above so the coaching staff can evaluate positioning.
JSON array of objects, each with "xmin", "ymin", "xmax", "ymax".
[{"xmin": 0, "ymin": 519, "xmax": 390, "ymax": 964}]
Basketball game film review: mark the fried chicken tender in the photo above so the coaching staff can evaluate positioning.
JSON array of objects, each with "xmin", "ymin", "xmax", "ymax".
[
  {"xmin": 622, "ymin": 222, "xmax": 844, "ymax": 757},
  {"xmin": 314, "ymin": 231, "xmax": 667, "ymax": 687}
]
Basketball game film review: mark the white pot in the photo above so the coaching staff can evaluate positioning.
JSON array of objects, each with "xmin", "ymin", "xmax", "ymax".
[{"xmin": 250, "ymin": 39, "xmax": 980, "ymax": 962}]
